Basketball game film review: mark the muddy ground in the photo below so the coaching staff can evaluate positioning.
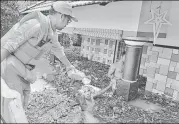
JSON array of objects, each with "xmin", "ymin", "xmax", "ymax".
[{"xmin": 26, "ymin": 47, "xmax": 179, "ymax": 123}]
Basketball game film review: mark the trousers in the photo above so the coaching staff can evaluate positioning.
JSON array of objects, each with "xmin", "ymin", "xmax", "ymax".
[{"xmin": 1, "ymin": 55, "xmax": 31, "ymax": 123}]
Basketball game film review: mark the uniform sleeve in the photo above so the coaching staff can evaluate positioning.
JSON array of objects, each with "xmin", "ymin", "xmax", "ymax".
[
  {"xmin": 50, "ymin": 32, "xmax": 65, "ymax": 59},
  {"xmin": 1, "ymin": 20, "xmax": 40, "ymax": 53}
]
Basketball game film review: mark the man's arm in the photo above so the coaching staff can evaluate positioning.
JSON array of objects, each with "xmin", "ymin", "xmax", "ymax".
[
  {"xmin": 1, "ymin": 20, "xmax": 40, "ymax": 61},
  {"xmin": 50, "ymin": 33, "xmax": 74, "ymax": 70}
]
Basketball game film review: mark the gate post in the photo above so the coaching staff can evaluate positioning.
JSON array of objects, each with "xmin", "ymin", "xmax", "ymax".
[{"xmin": 116, "ymin": 37, "xmax": 146, "ymax": 101}]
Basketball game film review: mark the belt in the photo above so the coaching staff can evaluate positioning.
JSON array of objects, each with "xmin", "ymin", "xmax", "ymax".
[{"xmin": 11, "ymin": 53, "xmax": 36, "ymax": 71}]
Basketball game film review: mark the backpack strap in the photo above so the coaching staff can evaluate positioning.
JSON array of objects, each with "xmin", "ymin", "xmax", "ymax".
[
  {"xmin": 35, "ymin": 12, "xmax": 49, "ymax": 48},
  {"xmin": 18, "ymin": 11, "xmax": 50, "ymax": 48}
]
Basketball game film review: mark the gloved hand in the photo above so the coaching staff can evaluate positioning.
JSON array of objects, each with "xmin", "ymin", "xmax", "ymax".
[{"xmin": 66, "ymin": 65, "xmax": 85, "ymax": 81}]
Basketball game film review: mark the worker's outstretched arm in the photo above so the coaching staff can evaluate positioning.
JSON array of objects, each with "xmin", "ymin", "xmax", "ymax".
[{"xmin": 50, "ymin": 33, "xmax": 86, "ymax": 80}]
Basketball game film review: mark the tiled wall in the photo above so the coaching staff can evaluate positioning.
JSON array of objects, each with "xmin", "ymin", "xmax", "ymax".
[{"xmin": 139, "ymin": 44, "xmax": 179, "ymax": 101}]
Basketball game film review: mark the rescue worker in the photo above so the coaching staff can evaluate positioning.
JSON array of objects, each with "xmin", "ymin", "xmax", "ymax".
[{"xmin": 1, "ymin": 1, "xmax": 84, "ymax": 123}]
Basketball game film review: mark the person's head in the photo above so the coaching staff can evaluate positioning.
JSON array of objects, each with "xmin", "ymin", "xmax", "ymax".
[{"xmin": 49, "ymin": 1, "xmax": 78, "ymax": 30}]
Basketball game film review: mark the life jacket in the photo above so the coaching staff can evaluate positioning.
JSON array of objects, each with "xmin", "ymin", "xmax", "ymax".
[
  {"xmin": 12, "ymin": 12, "xmax": 50, "ymax": 65},
  {"xmin": 1, "ymin": 12, "xmax": 52, "ymax": 81}
]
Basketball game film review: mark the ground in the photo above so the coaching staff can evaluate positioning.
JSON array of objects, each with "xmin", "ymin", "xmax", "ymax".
[{"xmin": 26, "ymin": 46, "xmax": 179, "ymax": 123}]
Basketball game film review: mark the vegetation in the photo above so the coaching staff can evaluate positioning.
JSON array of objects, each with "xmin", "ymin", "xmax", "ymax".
[{"xmin": 1, "ymin": 1, "xmax": 19, "ymax": 37}]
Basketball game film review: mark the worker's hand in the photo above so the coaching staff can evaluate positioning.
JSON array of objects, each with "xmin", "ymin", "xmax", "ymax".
[{"xmin": 67, "ymin": 65, "xmax": 85, "ymax": 80}]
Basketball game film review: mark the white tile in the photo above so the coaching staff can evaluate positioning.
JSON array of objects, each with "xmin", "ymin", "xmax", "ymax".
[
  {"xmin": 145, "ymin": 81, "xmax": 153, "ymax": 92},
  {"xmin": 147, "ymin": 77, "xmax": 154, "ymax": 82},
  {"xmin": 177, "ymin": 63, "xmax": 179, "ymax": 68},
  {"xmin": 171, "ymin": 80, "xmax": 179, "ymax": 91},
  {"xmin": 155, "ymin": 74, "xmax": 167, "ymax": 82},
  {"xmin": 142, "ymin": 54, "xmax": 148, "ymax": 59},
  {"xmin": 167, "ymin": 78, "xmax": 174, "ymax": 84},
  {"xmin": 153, "ymin": 79, "xmax": 158, "ymax": 83},
  {"xmin": 147, "ymin": 50, "xmax": 152, "ymax": 55},
  {"xmin": 152, "ymin": 47, "xmax": 163, "ymax": 53},
  {"xmin": 166, "ymin": 82, "xmax": 171, "ymax": 88},
  {"xmin": 169, "ymin": 66, "xmax": 175, "ymax": 71},
  {"xmin": 176, "ymin": 73, "xmax": 179, "ymax": 81},
  {"xmin": 156, "ymin": 81, "xmax": 166, "ymax": 92},
  {"xmin": 157, "ymin": 58, "xmax": 170, "ymax": 66},
  {"xmin": 173, "ymin": 49, "xmax": 179, "ymax": 54}
]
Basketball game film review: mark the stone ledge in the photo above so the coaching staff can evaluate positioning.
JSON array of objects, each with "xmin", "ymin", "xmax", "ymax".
[{"xmin": 124, "ymin": 40, "xmax": 145, "ymax": 46}]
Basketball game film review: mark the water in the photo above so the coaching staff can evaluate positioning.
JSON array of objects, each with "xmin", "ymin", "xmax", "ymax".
[
  {"xmin": 31, "ymin": 79, "xmax": 51, "ymax": 92},
  {"xmin": 83, "ymin": 111, "xmax": 100, "ymax": 123},
  {"xmin": 128, "ymin": 98, "xmax": 162, "ymax": 112}
]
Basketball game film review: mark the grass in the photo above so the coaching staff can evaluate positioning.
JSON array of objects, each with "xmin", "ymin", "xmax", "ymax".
[{"xmin": 26, "ymin": 46, "xmax": 179, "ymax": 123}]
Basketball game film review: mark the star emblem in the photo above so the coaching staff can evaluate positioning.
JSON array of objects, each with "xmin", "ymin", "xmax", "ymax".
[{"xmin": 144, "ymin": 9, "xmax": 172, "ymax": 44}]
